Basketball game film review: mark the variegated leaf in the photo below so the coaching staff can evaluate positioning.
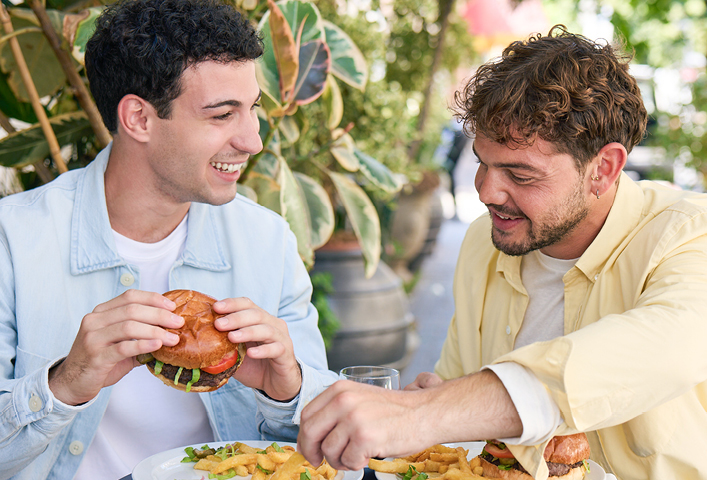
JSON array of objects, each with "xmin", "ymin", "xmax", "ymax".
[
  {"xmin": 279, "ymin": 157, "xmax": 314, "ymax": 267},
  {"xmin": 0, "ymin": 111, "xmax": 92, "ymax": 168},
  {"xmin": 294, "ymin": 172, "xmax": 335, "ymax": 250},
  {"xmin": 328, "ymin": 171, "xmax": 381, "ymax": 278},
  {"xmin": 322, "ymin": 20, "xmax": 367, "ymax": 91},
  {"xmin": 355, "ymin": 148, "xmax": 403, "ymax": 193}
]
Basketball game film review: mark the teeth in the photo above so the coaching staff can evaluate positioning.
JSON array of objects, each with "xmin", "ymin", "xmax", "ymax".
[{"xmin": 211, "ymin": 162, "xmax": 243, "ymax": 173}]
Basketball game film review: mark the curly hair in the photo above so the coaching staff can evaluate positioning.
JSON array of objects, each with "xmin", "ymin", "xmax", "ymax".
[
  {"xmin": 85, "ymin": 0, "xmax": 263, "ymax": 133},
  {"xmin": 454, "ymin": 25, "xmax": 648, "ymax": 170}
]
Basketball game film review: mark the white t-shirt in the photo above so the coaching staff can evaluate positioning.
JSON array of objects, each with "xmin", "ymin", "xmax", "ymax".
[
  {"xmin": 75, "ymin": 215, "xmax": 214, "ymax": 480},
  {"xmin": 486, "ymin": 249, "xmax": 577, "ymax": 445}
]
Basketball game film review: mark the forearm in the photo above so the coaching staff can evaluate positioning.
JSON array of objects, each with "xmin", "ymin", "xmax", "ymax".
[{"xmin": 417, "ymin": 369, "xmax": 523, "ymax": 444}]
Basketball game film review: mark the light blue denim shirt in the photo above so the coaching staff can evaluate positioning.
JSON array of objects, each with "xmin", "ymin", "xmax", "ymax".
[{"xmin": 0, "ymin": 144, "xmax": 338, "ymax": 480}]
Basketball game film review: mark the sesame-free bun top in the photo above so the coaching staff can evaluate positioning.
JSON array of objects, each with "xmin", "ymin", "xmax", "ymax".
[
  {"xmin": 543, "ymin": 434, "xmax": 591, "ymax": 465},
  {"xmin": 153, "ymin": 289, "xmax": 237, "ymax": 369}
]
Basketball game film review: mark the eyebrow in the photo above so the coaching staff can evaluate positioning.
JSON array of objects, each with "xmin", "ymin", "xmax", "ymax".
[
  {"xmin": 203, "ymin": 90, "xmax": 262, "ymax": 110},
  {"xmin": 472, "ymin": 143, "xmax": 543, "ymax": 173}
]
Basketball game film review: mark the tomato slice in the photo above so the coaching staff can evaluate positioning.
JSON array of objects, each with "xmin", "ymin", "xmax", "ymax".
[
  {"xmin": 483, "ymin": 443, "xmax": 515, "ymax": 459},
  {"xmin": 201, "ymin": 350, "xmax": 239, "ymax": 374}
]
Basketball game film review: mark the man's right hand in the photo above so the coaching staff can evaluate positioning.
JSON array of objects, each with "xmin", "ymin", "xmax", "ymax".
[{"xmin": 47, "ymin": 289, "xmax": 183, "ymax": 405}]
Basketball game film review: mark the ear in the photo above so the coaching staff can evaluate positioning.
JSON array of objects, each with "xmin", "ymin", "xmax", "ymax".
[
  {"xmin": 589, "ymin": 142, "xmax": 627, "ymax": 197},
  {"xmin": 116, "ymin": 94, "xmax": 154, "ymax": 143}
]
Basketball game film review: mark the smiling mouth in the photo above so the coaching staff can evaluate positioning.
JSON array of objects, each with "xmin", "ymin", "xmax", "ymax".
[{"xmin": 210, "ymin": 161, "xmax": 245, "ymax": 174}]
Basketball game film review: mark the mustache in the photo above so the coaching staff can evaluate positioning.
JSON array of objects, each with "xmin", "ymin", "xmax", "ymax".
[{"xmin": 486, "ymin": 203, "xmax": 526, "ymax": 219}]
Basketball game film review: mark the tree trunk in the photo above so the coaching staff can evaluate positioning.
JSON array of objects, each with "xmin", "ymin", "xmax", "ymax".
[{"xmin": 407, "ymin": 0, "xmax": 455, "ymax": 163}]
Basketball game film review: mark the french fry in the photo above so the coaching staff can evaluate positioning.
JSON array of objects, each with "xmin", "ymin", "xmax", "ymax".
[
  {"xmin": 211, "ymin": 454, "xmax": 260, "ymax": 474},
  {"xmin": 368, "ymin": 459, "xmax": 426, "ymax": 474},
  {"xmin": 194, "ymin": 458, "xmax": 221, "ymax": 471},
  {"xmin": 257, "ymin": 454, "xmax": 277, "ymax": 471},
  {"xmin": 268, "ymin": 451, "xmax": 293, "ymax": 464},
  {"xmin": 236, "ymin": 465, "xmax": 250, "ymax": 476},
  {"xmin": 269, "ymin": 451, "xmax": 306, "ymax": 480},
  {"xmin": 430, "ymin": 453, "xmax": 458, "ymax": 463},
  {"xmin": 252, "ymin": 468, "xmax": 267, "ymax": 480},
  {"xmin": 456, "ymin": 447, "xmax": 471, "ymax": 474}
]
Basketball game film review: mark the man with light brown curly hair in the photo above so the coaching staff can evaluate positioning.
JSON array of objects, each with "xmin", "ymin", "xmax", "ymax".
[{"xmin": 298, "ymin": 26, "xmax": 707, "ymax": 480}]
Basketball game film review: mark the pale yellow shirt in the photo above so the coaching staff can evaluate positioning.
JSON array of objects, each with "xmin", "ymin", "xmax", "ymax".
[{"xmin": 435, "ymin": 173, "xmax": 707, "ymax": 480}]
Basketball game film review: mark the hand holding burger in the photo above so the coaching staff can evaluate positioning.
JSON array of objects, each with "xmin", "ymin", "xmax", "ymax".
[{"xmin": 137, "ymin": 290, "xmax": 246, "ymax": 392}]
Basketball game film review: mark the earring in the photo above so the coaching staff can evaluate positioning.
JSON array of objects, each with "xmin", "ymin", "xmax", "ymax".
[
  {"xmin": 591, "ymin": 174, "xmax": 600, "ymax": 181},
  {"xmin": 596, "ymin": 189, "xmax": 600, "ymax": 199}
]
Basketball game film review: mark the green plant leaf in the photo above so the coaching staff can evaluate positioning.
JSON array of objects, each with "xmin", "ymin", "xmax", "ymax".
[
  {"xmin": 0, "ymin": 12, "xmax": 67, "ymax": 101},
  {"xmin": 278, "ymin": 115, "xmax": 300, "ymax": 145},
  {"xmin": 322, "ymin": 20, "xmax": 367, "ymax": 91},
  {"xmin": 258, "ymin": 1, "xmax": 324, "ymax": 112},
  {"xmin": 322, "ymin": 75, "xmax": 343, "ymax": 130},
  {"xmin": 294, "ymin": 172, "xmax": 334, "ymax": 249},
  {"xmin": 242, "ymin": 171, "xmax": 281, "ymax": 214},
  {"xmin": 68, "ymin": 7, "xmax": 103, "ymax": 65},
  {"xmin": 328, "ymin": 171, "xmax": 381, "ymax": 278},
  {"xmin": 0, "ymin": 70, "xmax": 38, "ymax": 123},
  {"xmin": 279, "ymin": 157, "xmax": 314, "ymax": 267},
  {"xmin": 355, "ymin": 148, "xmax": 403, "ymax": 193},
  {"xmin": 266, "ymin": 0, "xmax": 298, "ymax": 103},
  {"xmin": 293, "ymin": 39, "xmax": 329, "ymax": 105},
  {"xmin": 329, "ymin": 132, "xmax": 359, "ymax": 172},
  {"xmin": 0, "ymin": 111, "xmax": 92, "ymax": 168},
  {"xmin": 236, "ymin": 183, "xmax": 258, "ymax": 202}
]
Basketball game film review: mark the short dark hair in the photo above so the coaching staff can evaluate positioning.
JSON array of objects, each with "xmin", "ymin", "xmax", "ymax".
[
  {"xmin": 454, "ymin": 25, "xmax": 648, "ymax": 170},
  {"xmin": 85, "ymin": 0, "xmax": 263, "ymax": 133}
]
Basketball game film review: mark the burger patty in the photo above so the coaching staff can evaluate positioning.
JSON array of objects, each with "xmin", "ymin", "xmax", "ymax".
[
  {"xmin": 146, "ymin": 359, "xmax": 241, "ymax": 388},
  {"xmin": 480, "ymin": 452, "xmax": 585, "ymax": 477}
]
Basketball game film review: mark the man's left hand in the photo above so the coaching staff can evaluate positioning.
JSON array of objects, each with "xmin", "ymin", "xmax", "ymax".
[{"xmin": 213, "ymin": 297, "xmax": 301, "ymax": 401}]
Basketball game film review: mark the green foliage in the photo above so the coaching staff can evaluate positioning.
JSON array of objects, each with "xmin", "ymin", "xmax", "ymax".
[{"xmin": 310, "ymin": 271, "xmax": 340, "ymax": 349}]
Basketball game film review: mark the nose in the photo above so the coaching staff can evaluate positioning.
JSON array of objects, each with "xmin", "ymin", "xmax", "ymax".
[
  {"xmin": 475, "ymin": 165, "xmax": 508, "ymax": 206},
  {"xmin": 233, "ymin": 111, "xmax": 263, "ymax": 155}
]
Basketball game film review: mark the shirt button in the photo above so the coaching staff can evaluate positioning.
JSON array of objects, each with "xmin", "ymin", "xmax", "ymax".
[
  {"xmin": 120, "ymin": 273, "xmax": 135, "ymax": 286},
  {"xmin": 506, "ymin": 325, "xmax": 511, "ymax": 335},
  {"xmin": 594, "ymin": 274, "xmax": 599, "ymax": 281},
  {"xmin": 69, "ymin": 440, "xmax": 84, "ymax": 455},
  {"xmin": 28, "ymin": 393, "xmax": 42, "ymax": 412}
]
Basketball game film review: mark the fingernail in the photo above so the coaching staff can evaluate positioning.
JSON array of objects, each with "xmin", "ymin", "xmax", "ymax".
[
  {"xmin": 172, "ymin": 314, "xmax": 184, "ymax": 326},
  {"xmin": 167, "ymin": 333, "xmax": 180, "ymax": 344},
  {"xmin": 216, "ymin": 318, "xmax": 228, "ymax": 328},
  {"xmin": 214, "ymin": 301, "xmax": 225, "ymax": 309},
  {"xmin": 164, "ymin": 298, "xmax": 176, "ymax": 309}
]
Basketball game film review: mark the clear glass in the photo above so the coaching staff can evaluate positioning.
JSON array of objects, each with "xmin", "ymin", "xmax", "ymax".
[{"xmin": 339, "ymin": 365, "xmax": 401, "ymax": 390}]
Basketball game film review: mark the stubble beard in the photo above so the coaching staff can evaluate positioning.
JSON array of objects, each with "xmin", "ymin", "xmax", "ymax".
[{"xmin": 490, "ymin": 181, "xmax": 590, "ymax": 257}]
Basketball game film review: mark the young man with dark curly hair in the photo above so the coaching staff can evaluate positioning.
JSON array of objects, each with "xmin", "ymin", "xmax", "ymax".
[
  {"xmin": 298, "ymin": 26, "xmax": 707, "ymax": 480},
  {"xmin": 0, "ymin": 0, "xmax": 338, "ymax": 479}
]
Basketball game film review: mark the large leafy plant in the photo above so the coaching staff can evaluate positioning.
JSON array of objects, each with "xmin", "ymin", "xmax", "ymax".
[
  {"xmin": 242, "ymin": 0, "xmax": 402, "ymax": 277},
  {"xmin": 0, "ymin": 0, "xmax": 402, "ymax": 278}
]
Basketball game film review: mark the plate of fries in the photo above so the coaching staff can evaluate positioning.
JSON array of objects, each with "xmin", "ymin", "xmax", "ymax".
[
  {"xmin": 368, "ymin": 442, "xmax": 491, "ymax": 480},
  {"xmin": 368, "ymin": 443, "xmax": 606, "ymax": 480},
  {"xmin": 132, "ymin": 440, "xmax": 362, "ymax": 480}
]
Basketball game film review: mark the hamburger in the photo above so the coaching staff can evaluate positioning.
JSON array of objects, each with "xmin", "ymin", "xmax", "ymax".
[
  {"xmin": 137, "ymin": 289, "xmax": 246, "ymax": 392},
  {"xmin": 478, "ymin": 433, "xmax": 590, "ymax": 480}
]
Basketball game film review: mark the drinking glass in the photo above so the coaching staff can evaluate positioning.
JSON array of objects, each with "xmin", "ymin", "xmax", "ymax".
[{"xmin": 339, "ymin": 365, "xmax": 401, "ymax": 390}]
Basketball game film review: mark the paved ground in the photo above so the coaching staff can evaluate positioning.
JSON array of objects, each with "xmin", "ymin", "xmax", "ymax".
[{"xmin": 399, "ymin": 145, "xmax": 485, "ymax": 386}]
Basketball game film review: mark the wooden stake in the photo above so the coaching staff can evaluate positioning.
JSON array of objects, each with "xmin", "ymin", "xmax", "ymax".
[{"xmin": 0, "ymin": 5, "xmax": 68, "ymax": 173}]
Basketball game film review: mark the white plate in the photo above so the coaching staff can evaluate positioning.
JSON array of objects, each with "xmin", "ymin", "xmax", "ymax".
[
  {"xmin": 132, "ymin": 440, "xmax": 364, "ymax": 480},
  {"xmin": 372, "ymin": 443, "xmax": 605, "ymax": 480}
]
